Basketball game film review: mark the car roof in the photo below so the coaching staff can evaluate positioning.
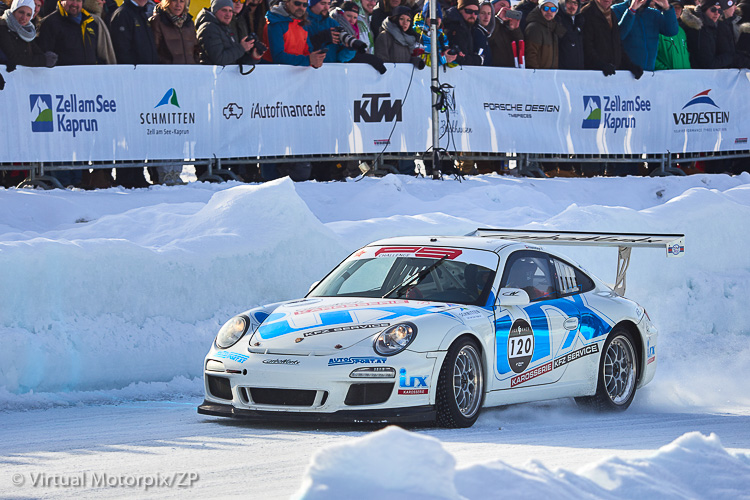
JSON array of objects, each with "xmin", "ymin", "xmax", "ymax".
[{"xmin": 367, "ymin": 235, "xmax": 528, "ymax": 254}]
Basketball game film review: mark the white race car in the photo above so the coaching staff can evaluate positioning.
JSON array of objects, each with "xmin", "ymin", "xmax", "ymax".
[{"xmin": 198, "ymin": 229, "xmax": 684, "ymax": 427}]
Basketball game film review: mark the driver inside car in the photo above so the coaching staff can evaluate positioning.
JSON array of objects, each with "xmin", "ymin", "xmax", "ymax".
[{"xmin": 505, "ymin": 259, "xmax": 554, "ymax": 300}]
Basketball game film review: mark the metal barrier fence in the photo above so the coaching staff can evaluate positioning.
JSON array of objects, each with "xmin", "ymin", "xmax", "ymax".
[{"xmin": 4, "ymin": 149, "xmax": 750, "ymax": 189}]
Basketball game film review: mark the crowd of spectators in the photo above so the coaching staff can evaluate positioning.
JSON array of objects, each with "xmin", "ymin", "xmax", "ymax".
[{"xmin": 2, "ymin": 0, "xmax": 750, "ymax": 186}]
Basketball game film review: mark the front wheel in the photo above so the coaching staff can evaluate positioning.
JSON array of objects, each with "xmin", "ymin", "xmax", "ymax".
[
  {"xmin": 436, "ymin": 338, "xmax": 484, "ymax": 428},
  {"xmin": 576, "ymin": 327, "xmax": 638, "ymax": 411}
]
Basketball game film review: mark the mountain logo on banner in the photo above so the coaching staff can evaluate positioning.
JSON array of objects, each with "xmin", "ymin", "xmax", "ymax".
[
  {"xmin": 581, "ymin": 96, "xmax": 601, "ymax": 129},
  {"xmin": 30, "ymin": 94, "xmax": 54, "ymax": 132},
  {"xmin": 155, "ymin": 88, "xmax": 180, "ymax": 108},
  {"xmin": 681, "ymin": 90, "xmax": 719, "ymax": 110}
]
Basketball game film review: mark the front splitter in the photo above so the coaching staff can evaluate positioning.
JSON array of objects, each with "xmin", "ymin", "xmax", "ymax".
[{"xmin": 197, "ymin": 400, "xmax": 436, "ymax": 424}]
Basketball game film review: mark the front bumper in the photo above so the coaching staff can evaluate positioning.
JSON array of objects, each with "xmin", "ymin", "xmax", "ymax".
[
  {"xmin": 200, "ymin": 346, "xmax": 443, "ymax": 420},
  {"xmin": 197, "ymin": 400, "xmax": 436, "ymax": 423}
]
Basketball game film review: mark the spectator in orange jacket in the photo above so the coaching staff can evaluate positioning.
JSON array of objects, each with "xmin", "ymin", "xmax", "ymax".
[{"xmin": 266, "ymin": 0, "xmax": 327, "ymax": 66}]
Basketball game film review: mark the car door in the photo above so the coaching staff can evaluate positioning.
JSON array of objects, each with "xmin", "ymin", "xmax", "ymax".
[{"xmin": 492, "ymin": 250, "xmax": 583, "ymax": 391}]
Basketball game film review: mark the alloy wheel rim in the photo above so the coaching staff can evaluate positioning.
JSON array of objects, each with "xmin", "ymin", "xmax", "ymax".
[
  {"xmin": 604, "ymin": 336, "xmax": 636, "ymax": 405},
  {"xmin": 452, "ymin": 345, "xmax": 483, "ymax": 417}
]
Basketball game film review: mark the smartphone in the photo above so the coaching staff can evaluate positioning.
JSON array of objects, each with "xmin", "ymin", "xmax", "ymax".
[
  {"xmin": 504, "ymin": 9, "xmax": 522, "ymax": 20},
  {"xmin": 319, "ymin": 48, "xmax": 329, "ymax": 54}
]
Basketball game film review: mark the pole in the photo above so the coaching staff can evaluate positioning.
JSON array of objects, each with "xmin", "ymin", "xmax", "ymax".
[{"xmin": 429, "ymin": 1, "xmax": 440, "ymax": 179}]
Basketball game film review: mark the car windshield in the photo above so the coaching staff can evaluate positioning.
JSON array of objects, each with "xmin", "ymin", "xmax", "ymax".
[{"xmin": 309, "ymin": 252, "xmax": 497, "ymax": 306}]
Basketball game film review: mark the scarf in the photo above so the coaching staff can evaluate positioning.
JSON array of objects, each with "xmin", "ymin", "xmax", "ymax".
[
  {"xmin": 383, "ymin": 17, "xmax": 416, "ymax": 49},
  {"xmin": 1, "ymin": 8, "xmax": 37, "ymax": 42},
  {"xmin": 155, "ymin": 3, "xmax": 190, "ymax": 28}
]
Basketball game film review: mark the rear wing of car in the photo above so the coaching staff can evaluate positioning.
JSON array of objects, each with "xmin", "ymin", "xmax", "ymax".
[{"xmin": 469, "ymin": 228, "xmax": 685, "ymax": 296}]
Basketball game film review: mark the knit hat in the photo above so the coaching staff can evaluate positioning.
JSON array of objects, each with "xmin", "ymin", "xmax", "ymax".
[
  {"xmin": 211, "ymin": 0, "xmax": 233, "ymax": 13},
  {"xmin": 391, "ymin": 4, "xmax": 411, "ymax": 18},
  {"xmin": 538, "ymin": 0, "xmax": 556, "ymax": 7},
  {"xmin": 422, "ymin": 1, "xmax": 442, "ymax": 18},
  {"xmin": 10, "ymin": 0, "xmax": 35, "ymax": 12},
  {"xmin": 457, "ymin": 0, "xmax": 479, "ymax": 10},
  {"xmin": 702, "ymin": 0, "xmax": 732, "ymax": 9},
  {"xmin": 342, "ymin": 0, "xmax": 360, "ymax": 12},
  {"xmin": 309, "ymin": 0, "xmax": 321, "ymax": 7}
]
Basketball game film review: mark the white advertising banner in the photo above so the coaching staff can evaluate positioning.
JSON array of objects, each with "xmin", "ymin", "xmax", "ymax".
[
  {"xmin": 439, "ymin": 67, "xmax": 750, "ymax": 155},
  {"xmin": 0, "ymin": 64, "xmax": 747, "ymax": 163}
]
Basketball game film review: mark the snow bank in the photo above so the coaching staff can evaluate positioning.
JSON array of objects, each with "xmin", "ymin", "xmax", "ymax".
[
  {"xmin": 0, "ymin": 178, "xmax": 346, "ymax": 395},
  {"xmin": 295, "ymin": 427, "xmax": 750, "ymax": 500}
]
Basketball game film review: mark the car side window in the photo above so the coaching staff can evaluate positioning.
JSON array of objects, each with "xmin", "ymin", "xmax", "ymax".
[
  {"xmin": 501, "ymin": 251, "xmax": 557, "ymax": 302},
  {"xmin": 551, "ymin": 258, "xmax": 594, "ymax": 296}
]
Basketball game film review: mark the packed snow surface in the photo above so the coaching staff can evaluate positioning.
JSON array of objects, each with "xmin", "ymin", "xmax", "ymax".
[{"xmin": 1, "ymin": 173, "xmax": 749, "ymax": 498}]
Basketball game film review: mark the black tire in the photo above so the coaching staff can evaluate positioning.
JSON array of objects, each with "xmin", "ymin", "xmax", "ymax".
[
  {"xmin": 436, "ymin": 337, "xmax": 484, "ymax": 428},
  {"xmin": 575, "ymin": 327, "xmax": 638, "ymax": 411}
]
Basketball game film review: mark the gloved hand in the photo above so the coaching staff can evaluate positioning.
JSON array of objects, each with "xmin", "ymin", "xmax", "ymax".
[
  {"xmin": 351, "ymin": 39, "xmax": 367, "ymax": 52},
  {"xmin": 44, "ymin": 51, "xmax": 58, "ymax": 68},
  {"xmin": 413, "ymin": 57, "xmax": 426, "ymax": 70},
  {"xmin": 352, "ymin": 52, "xmax": 387, "ymax": 74},
  {"xmin": 602, "ymin": 63, "xmax": 616, "ymax": 76},
  {"xmin": 630, "ymin": 65, "xmax": 643, "ymax": 79}
]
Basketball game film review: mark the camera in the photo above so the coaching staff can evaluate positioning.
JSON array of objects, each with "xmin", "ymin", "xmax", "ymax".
[
  {"xmin": 246, "ymin": 32, "xmax": 267, "ymax": 54},
  {"xmin": 447, "ymin": 45, "xmax": 461, "ymax": 56},
  {"xmin": 336, "ymin": 29, "xmax": 368, "ymax": 51}
]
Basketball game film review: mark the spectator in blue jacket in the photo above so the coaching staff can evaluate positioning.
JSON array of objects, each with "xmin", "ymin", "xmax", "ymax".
[
  {"xmin": 307, "ymin": 0, "xmax": 357, "ymax": 61},
  {"xmin": 611, "ymin": 0, "xmax": 678, "ymax": 71}
]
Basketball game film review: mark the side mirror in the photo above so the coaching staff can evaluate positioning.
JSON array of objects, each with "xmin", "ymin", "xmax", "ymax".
[
  {"xmin": 308, "ymin": 281, "xmax": 320, "ymax": 293},
  {"xmin": 497, "ymin": 288, "xmax": 530, "ymax": 306}
]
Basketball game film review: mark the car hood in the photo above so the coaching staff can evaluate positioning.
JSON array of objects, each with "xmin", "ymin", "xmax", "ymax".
[{"xmin": 246, "ymin": 297, "xmax": 457, "ymax": 353}]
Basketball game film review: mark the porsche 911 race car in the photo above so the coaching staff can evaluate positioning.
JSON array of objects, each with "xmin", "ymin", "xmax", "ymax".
[{"xmin": 198, "ymin": 229, "xmax": 684, "ymax": 428}]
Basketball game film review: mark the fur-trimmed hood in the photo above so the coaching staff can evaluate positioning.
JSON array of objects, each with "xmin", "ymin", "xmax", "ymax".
[{"xmin": 681, "ymin": 5, "xmax": 703, "ymax": 30}]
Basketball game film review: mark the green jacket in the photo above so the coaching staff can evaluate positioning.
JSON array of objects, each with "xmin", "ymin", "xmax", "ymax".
[{"xmin": 655, "ymin": 25, "xmax": 691, "ymax": 70}]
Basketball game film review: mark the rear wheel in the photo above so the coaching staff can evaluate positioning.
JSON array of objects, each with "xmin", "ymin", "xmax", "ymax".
[
  {"xmin": 576, "ymin": 327, "xmax": 638, "ymax": 411},
  {"xmin": 436, "ymin": 338, "xmax": 484, "ymax": 428}
]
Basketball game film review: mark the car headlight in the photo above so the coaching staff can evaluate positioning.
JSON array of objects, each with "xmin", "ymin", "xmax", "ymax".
[
  {"xmin": 374, "ymin": 322, "xmax": 417, "ymax": 356},
  {"xmin": 215, "ymin": 315, "xmax": 250, "ymax": 349}
]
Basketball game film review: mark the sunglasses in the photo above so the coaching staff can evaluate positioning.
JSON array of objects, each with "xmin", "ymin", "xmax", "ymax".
[
  {"xmin": 292, "ymin": 0, "xmax": 308, "ymax": 6},
  {"xmin": 541, "ymin": 5, "xmax": 558, "ymax": 12},
  {"xmin": 463, "ymin": 7, "xmax": 479, "ymax": 14},
  {"xmin": 708, "ymin": 5, "xmax": 722, "ymax": 12}
]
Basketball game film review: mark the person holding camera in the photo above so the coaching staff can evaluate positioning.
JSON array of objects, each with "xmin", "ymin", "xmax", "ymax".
[
  {"xmin": 308, "ymin": 0, "xmax": 367, "ymax": 61},
  {"xmin": 610, "ymin": 0, "xmax": 678, "ymax": 71},
  {"xmin": 196, "ymin": 0, "xmax": 265, "ymax": 65},
  {"xmin": 443, "ymin": 0, "xmax": 489, "ymax": 65},
  {"xmin": 331, "ymin": 1, "xmax": 388, "ymax": 71},
  {"xmin": 229, "ymin": 0, "xmax": 267, "ymax": 42},
  {"xmin": 478, "ymin": 0, "xmax": 523, "ymax": 66}
]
